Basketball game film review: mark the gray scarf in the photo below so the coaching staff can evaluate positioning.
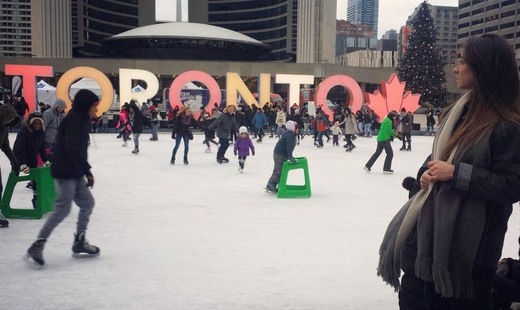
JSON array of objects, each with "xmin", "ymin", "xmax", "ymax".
[{"xmin": 377, "ymin": 92, "xmax": 488, "ymax": 299}]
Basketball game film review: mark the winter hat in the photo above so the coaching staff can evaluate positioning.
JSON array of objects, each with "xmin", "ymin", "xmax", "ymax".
[
  {"xmin": 285, "ymin": 120, "xmax": 296, "ymax": 132},
  {"xmin": 28, "ymin": 111, "xmax": 44, "ymax": 127},
  {"xmin": 239, "ymin": 126, "xmax": 248, "ymax": 134},
  {"xmin": 72, "ymin": 89, "xmax": 99, "ymax": 115}
]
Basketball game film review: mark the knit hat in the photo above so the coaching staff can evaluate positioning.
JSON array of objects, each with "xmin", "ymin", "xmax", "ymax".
[
  {"xmin": 72, "ymin": 89, "xmax": 99, "ymax": 115},
  {"xmin": 285, "ymin": 120, "xmax": 296, "ymax": 132},
  {"xmin": 28, "ymin": 111, "xmax": 44, "ymax": 127},
  {"xmin": 239, "ymin": 126, "xmax": 248, "ymax": 134}
]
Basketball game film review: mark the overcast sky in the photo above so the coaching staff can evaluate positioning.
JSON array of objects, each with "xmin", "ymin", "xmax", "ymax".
[{"xmin": 156, "ymin": 0, "xmax": 459, "ymax": 39}]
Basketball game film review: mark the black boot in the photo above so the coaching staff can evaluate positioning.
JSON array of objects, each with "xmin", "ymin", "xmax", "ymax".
[
  {"xmin": 72, "ymin": 232, "xmax": 100, "ymax": 257},
  {"xmin": 24, "ymin": 238, "xmax": 46, "ymax": 267},
  {"xmin": 184, "ymin": 156, "xmax": 189, "ymax": 165},
  {"xmin": 170, "ymin": 156, "xmax": 175, "ymax": 165},
  {"xmin": 0, "ymin": 217, "xmax": 9, "ymax": 228}
]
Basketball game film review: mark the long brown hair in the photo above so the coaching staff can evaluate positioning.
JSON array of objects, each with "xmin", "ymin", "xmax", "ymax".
[{"xmin": 443, "ymin": 34, "xmax": 520, "ymax": 159}]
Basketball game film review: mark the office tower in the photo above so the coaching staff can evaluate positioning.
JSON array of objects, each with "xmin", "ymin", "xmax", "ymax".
[
  {"xmin": 0, "ymin": 0, "xmax": 71, "ymax": 58},
  {"xmin": 347, "ymin": 0, "xmax": 379, "ymax": 39},
  {"xmin": 189, "ymin": 0, "xmax": 336, "ymax": 63},
  {"xmin": 297, "ymin": 0, "xmax": 336, "ymax": 63},
  {"xmin": 76, "ymin": 0, "xmax": 155, "ymax": 56},
  {"xmin": 458, "ymin": 0, "xmax": 519, "ymax": 65}
]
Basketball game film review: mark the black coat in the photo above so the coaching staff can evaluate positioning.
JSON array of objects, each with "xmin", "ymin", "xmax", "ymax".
[
  {"xmin": 51, "ymin": 110, "xmax": 91, "ymax": 179},
  {"xmin": 13, "ymin": 120, "xmax": 48, "ymax": 168}
]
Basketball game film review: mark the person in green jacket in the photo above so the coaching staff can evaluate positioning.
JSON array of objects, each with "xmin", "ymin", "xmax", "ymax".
[{"xmin": 364, "ymin": 110, "xmax": 398, "ymax": 174}]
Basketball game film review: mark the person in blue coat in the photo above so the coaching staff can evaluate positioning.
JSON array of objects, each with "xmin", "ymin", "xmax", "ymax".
[{"xmin": 251, "ymin": 108, "xmax": 268, "ymax": 142}]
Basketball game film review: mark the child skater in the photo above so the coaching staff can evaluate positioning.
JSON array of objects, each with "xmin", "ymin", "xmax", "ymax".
[
  {"xmin": 265, "ymin": 120, "xmax": 297, "ymax": 193},
  {"xmin": 331, "ymin": 121, "xmax": 342, "ymax": 146},
  {"xmin": 13, "ymin": 111, "xmax": 50, "ymax": 209},
  {"xmin": 233, "ymin": 126, "xmax": 255, "ymax": 173}
]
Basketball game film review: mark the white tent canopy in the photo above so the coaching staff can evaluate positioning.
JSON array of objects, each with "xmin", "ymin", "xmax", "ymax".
[
  {"xmin": 184, "ymin": 82, "xmax": 202, "ymax": 89},
  {"xmin": 69, "ymin": 77, "xmax": 102, "ymax": 99},
  {"xmin": 131, "ymin": 84, "xmax": 146, "ymax": 92},
  {"xmin": 69, "ymin": 77, "xmax": 117, "ymax": 106},
  {"xmin": 36, "ymin": 80, "xmax": 56, "ymax": 107}
]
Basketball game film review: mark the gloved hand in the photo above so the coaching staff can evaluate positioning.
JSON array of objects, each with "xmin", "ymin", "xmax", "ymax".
[
  {"xmin": 171, "ymin": 133, "xmax": 176, "ymax": 139},
  {"xmin": 289, "ymin": 157, "xmax": 297, "ymax": 164},
  {"xmin": 252, "ymin": 151, "xmax": 255, "ymax": 156},
  {"xmin": 20, "ymin": 164, "xmax": 30, "ymax": 174},
  {"xmin": 85, "ymin": 172, "xmax": 94, "ymax": 189},
  {"xmin": 43, "ymin": 161, "xmax": 51, "ymax": 167},
  {"xmin": 234, "ymin": 151, "xmax": 237, "ymax": 156}
]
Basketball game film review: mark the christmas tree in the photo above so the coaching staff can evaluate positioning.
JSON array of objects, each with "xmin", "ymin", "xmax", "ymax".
[{"xmin": 397, "ymin": 1, "xmax": 447, "ymax": 108}]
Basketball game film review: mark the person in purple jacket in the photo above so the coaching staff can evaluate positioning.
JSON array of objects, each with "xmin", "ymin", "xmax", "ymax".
[{"xmin": 233, "ymin": 126, "xmax": 255, "ymax": 173}]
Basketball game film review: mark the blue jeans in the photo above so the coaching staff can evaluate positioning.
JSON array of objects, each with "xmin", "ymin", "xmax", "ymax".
[
  {"xmin": 171, "ymin": 134, "xmax": 189, "ymax": 160},
  {"xmin": 364, "ymin": 123, "xmax": 372, "ymax": 136}
]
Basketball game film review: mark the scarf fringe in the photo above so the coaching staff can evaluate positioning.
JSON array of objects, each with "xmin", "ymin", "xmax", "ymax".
[
  {"xmin": 452, "ymin": 273, "xmax": 476, "ymax": 300},
  {"xmin": 377, "ymin": 249, "xmax": 401, "ymax": 291},
  {"xmin": 415, "ymin": 256, "xmax": 432, "ymax": 282},
  {"xmin": 432, "ymin": 267, "xmax": 453, "ymax": 298}
]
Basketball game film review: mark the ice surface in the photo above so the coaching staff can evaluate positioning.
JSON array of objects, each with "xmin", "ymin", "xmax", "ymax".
[{"xmin": 1, "ymin": 131, "xmax": 518, "ymax": 310}]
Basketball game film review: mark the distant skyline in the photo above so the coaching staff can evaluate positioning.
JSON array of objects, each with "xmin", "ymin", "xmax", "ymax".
[{"xmin": 156, "ymin": 0, "xmax": 459, "ymax": 39}]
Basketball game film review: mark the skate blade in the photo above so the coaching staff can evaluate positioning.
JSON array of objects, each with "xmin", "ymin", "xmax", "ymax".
[
  {"xmin": 72, "ymin": 252, "xmax": 101, "ymax": 258},
  {"xmin": 23, "ymin": 254, "xmax": 44, "ymax": 269},
  {"xmin": 264, "ymin": 187, "xmax": 277, "ymax": 194}
]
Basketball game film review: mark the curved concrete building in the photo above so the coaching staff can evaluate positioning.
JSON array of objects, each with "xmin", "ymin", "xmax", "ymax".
[
  {"xmin": 102, "ymin": 22, "xmax": 272, "ymax": 60},
  {"xmin": 190, "ymin": 0, "xmax": 296, "ymax": 62}
]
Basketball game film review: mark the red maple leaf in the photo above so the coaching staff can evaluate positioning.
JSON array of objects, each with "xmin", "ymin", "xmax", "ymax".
[{"xmin": 364, "ymin": 73, "xmax": 420, "ymax": 120}]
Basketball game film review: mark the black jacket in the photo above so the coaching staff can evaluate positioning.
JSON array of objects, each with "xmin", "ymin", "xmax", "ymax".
[
  {"xmin": 13, "ymin": 119, "xmax": 47, "ymax": 168},
  {"xmin": 51, "ymin": 89, "xmax": 98, "ymax": 179}
]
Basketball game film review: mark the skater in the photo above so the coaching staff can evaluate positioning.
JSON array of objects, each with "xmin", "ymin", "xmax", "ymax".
[
  {"xmin": 13, "ymin": 111, "xmax": 49, "ymax": 209},
  {"xmin": 24, "ymin": 89, "xmax": 101, "ymax": 268},
  {"xmin": 399, "ymin": 109, "xmax": 413, "ymax": 151},
  {"xmin": 330, "ymin": 121, "xmax": 341, "ymax": 146},
  {"xmin": 339, "ymin": 107, "xmax": 358, "ymax": 152},
  {"xmin": 265, "ymin": 120, "xmax": 297, "ymax": 193},
  {"xmin": 377, "ymin": 34, "xmax": 520, "ymax": 308},
  {"xmin": 233, "ymin": 126, "xmax": 255, "ymax": 173},
  {"xmin": 149, "ymin": 105, "xmax": 159, "ymax": 141},
  {"xmin": 126, "ymin": 101, "xmax": 149, "ymax": 154},
  {"xmin": 312, "ymin": 109, "xmax": 329, "ymax": 148},
  {"xmin": 425, "ymin": 103, "xmax": 436, "ymax": 136},
  {"xmin": 251, "ymin": 108, "xmax": 267, "ymax": 142},
  {"xmin": 198, "ymin": 106, "xmax": 218, "ymax": 152},
  {"xmin": 0, "ymin": 104, "xmax": 21, "ymax": 228},
  {"xmin": 170, "ymin": 106, "xmax": 197, "ymax": 165},
  {"xmin": 364, "ymin": 110, "xmax": 398, "ymax": 174},
  {"xmin": 116, "ymin": 105, "xmax": 131, "ymax": 147},
  {"xmin": 42, "ymin": 98, "xmax": 66, "ymax": 162},
  {"xmin": 96, "ymin": 112, "xmax": 109, "ymax": 133},
  {"xmin": 208, "ymin": 105, "xmax": 238, "ymax": 164}
]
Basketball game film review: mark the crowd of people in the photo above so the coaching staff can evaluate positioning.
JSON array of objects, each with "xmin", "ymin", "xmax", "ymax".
[{"xmin": 2, "ymin": 33, "xmax": 520, "ymax": 309}]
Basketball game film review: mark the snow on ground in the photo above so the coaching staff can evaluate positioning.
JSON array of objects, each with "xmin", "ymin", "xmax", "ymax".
[{"xmin": 1, "ymin": 131, "xmax": 519, "ymax": 310}]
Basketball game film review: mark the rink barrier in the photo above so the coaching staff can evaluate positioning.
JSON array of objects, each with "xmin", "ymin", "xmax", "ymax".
[
  {"xmin": 0, "ymin": 166, "xmax": 55, "ymax": 219},
  {"xmin": 277, "ymin": 157, "xmax": 311, "ymax": 198}
]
